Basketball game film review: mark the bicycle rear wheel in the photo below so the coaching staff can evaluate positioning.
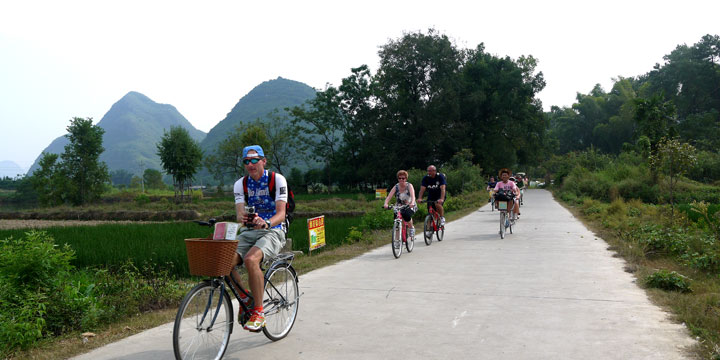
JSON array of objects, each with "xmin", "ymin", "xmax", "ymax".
[
  {"xmin": 262, "ymin": 265, "xmax": 299, "ymax": 341},
  {"xmin": 436, "ymin": 216, "xmax": 444, "ymax": 241},
  {"xmin": 423, "ymin": 215, "xmax": 433, "ymax": 246},
  {"xmin": 405, "ymin": 224, "xmax": 414, "ymax": 252},
  {"xmin": 173, "ymin": 281, "xmax": 233, "ymax": 360},
  {"xmin": 392, "ymin": 221, "xmax": 402, "ymax": 258}
]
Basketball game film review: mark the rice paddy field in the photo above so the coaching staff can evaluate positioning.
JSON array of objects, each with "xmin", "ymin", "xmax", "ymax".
[{"xmin": 0, "ymin": 216, "xmax": 361, "ymax": 277}]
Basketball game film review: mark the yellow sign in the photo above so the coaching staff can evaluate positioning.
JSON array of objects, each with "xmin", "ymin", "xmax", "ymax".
[
  {"xmin": 375, "ymin": 188, "xmax": 387, "ymax": 199},
  {"xmin": 307, "ymin": 215, "xmax": 326, "ymax": 252}
]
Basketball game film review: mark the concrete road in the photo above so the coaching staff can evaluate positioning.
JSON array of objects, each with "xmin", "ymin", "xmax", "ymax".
[{"xmin": 73, "ymin": 189, "xmax": 695, "ymax": 360}]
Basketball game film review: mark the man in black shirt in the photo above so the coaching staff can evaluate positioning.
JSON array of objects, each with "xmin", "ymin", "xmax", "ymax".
[{"xmin": 417, "ymin": 165, "xmax": 447, "ymax": 226}]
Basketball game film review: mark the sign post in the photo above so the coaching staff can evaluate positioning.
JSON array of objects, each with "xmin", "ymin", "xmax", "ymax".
[{"xmin": 307, "ymin": 215, "xmax": 326, "ymax": 254}]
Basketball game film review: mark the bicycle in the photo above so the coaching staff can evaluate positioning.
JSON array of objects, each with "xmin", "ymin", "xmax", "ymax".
[
  {"xmin": 488, "ymin": 189, "xmax": 496, "ymax": 211},
  {"xmin": 173, "ymin": 219, "xmax": 300, "ymax": 360},
  {"xmin": 386, "ymin": 204, "xmax": 415, "ymax": 258},
  {"xmin": 494, "ymin": 190, "xmax": 517, "ymax": 239},
  {"xmin": 420, "ymin": 200, "xmax": 444, "ymax": 245}
]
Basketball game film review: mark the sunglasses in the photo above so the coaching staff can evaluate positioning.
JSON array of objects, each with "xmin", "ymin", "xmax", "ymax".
[
  {"xmin": 398, "ymin": 177, "xmax": 407, "ymax": 180},
  {"xmin": 242, "ymin": 158, "xmax": 262, "ymax": 165}
]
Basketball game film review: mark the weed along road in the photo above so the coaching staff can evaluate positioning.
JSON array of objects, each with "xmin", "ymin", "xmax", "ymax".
[{"xmin": 73, "ymin": 189, "xmax": 695, "ymax": 360}]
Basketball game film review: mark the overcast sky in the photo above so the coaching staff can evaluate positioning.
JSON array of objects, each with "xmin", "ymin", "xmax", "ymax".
[{"xmin": 1, "ymin": 0, "xmax": 718, "ymax": 173}]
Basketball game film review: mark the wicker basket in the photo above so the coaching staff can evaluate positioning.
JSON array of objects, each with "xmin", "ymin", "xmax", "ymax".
[{"xmin": 184, "ymin": 238, "xmax": 239, "ymax": 276}]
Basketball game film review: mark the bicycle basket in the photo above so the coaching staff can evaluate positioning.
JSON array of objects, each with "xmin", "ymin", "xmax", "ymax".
[{"xmin": 184, "ymin": 238, "xmax": 239, "ymax": 276}]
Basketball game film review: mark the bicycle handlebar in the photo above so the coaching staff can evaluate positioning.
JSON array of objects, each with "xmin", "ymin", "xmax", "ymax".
[{"xmin": 193, "ymin": 218, "xmax": 217, "ymax": 227}]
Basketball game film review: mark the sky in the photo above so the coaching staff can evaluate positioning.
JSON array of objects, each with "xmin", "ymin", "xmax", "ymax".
[{"xmin": 1, "ymin": 0, "xmax": 718, "ymax": 174}]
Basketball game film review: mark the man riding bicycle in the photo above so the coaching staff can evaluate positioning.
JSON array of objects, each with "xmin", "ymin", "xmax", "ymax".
[
  {"xmin": 231, "ymin": 145, "xmax": 288, "ymax": 331},
  {"xmin": 417, "ymin": 165, "xmax": 446, "ymax": 226},
  {"xmin": 486, "ymin": 176, "xmax": 497, "ymax": 203},
  {"xmin": 494, "ymin": 168, "xmax": 521, "ymax": 217}
]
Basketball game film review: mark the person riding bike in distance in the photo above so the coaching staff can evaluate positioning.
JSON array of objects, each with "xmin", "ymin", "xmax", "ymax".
[
  {"xmin": 494, "ymin": 168, "xmax": 521, "ymax": 217},
  {"xmin": 232, "ymin": 145, "xmax": 288, "ymax": 332},
  {"xmin": 417, "ymin": 165, "xmax": 447, "ymax": 226},
  {"xmin": 486, "ymin": 176, "xmax": 497, "ymax": 203},
  {"xmin": 383, "ymin": 170, "xmax": 418, "ymax": 239}
]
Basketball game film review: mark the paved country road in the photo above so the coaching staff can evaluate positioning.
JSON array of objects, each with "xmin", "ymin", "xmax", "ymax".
[{"xmin": 73, "ymin": 189, "xmax": 696, "ymax": 360}]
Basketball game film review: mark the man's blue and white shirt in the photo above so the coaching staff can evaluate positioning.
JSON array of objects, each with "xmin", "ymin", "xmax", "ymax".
[{"xmin": 233, "ymin": 170, "xmax": 288, "ymax": 230}]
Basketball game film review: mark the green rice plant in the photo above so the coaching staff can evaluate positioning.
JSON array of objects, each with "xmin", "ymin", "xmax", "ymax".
[
  {"xmin": 0, "ymin": 223, "xmax": 209, "ymax": 277},
  {"xmin": 288, "ymin": 216, "xmax": 363, "ymax": 253}
]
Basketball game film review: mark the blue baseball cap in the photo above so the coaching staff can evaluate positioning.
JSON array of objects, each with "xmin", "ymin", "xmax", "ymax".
[{"xmin": 242, "ymin": 145, "xmax": 265, "ymax": 158}]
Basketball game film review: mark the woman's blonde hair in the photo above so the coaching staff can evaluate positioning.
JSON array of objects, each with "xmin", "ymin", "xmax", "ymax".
[{"xmin": 397, "ymin": 170, "xmax": 408, "ymax": 179}]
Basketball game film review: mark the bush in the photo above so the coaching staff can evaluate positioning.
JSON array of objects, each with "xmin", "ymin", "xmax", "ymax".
[
  {"xmin": 135, "ymin": 193, "xmax": 150, "ymax": 206},
  {"xmin": 344, "ymin": 226, "xmax": 364, "ymax": 244},
  {"xmin": 645, "ymin": 270, "xmax": 692, "ymax": 293},
  {"xmin": 0, "ymin": 231, "xmax": 75, "ymax": 354},
  {"xmin": 0, "ymin": 231, "xmax": 185, "ymax": 356},
  {"xmin": 359, "ymin": 207, "xmax": 393, "ymax": 231}
]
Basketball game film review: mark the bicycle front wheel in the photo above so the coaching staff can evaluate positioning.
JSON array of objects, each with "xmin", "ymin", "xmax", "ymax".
[
  {"xmin": 173, "ymin": 281, "xmax": 233, "ymax": 360},
  {"xmin": 263, "ymin": 265, "xmax": 299, "ymax": 341},
  {"xmin": 405, "ymin": 224, "xmax": 414, "ymax": 252},
  {"xmin": 423, "ymin": 215, "xmax": 433, "ymax": 246},
  {"xmin": 499, "ymin": 212, "xmax": 505, "ymax": 239},
  {"xmin": 392, "ymin": 221, "xmax": 402, "ymax": 258}
]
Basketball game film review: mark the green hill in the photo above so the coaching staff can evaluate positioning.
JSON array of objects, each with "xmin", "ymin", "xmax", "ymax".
[
  {"xmin": 200, "ymin": 77, "xmax": 316, "ymax": 154},
  {"xmin": 28, "ymin": 92, "xmax": 206, "ymax": 175}
]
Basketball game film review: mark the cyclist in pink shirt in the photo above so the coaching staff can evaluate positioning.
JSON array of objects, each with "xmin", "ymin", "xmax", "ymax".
[{"xmin": 493, "ymin": 168, "xmax": 521, "ymax": 217}]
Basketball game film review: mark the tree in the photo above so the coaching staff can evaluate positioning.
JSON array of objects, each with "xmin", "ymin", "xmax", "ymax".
[
  {"xmin": 374, "ymin": 29, "xmax": 464, "ymax": 171},
  {"xmin": 30, "ymin": 153, "xmax": 65, "ymax": 206},
  {"xmin": 110, "ymin": 169, "xmax": 134, "ymax": 187},
  {"xmin": 143, "ymin": 168, "xmax": 165, "ymax": 189},
  {"xmin": 205, "ymin": 126, "xmax": 245, "ymax": 185},
  {"xmin": 157, "ymin": 126, "xmax": 203, "ymax": 202},
  {"xmin": 61, "ymin": 117, "xmax": 110, "ymax": 205},
  {"xmin": 633, "ymin": 92, "xmax": 677, "ymax": 149},
  {"xmin": 262, "ymin": 109, "xmax": 302, "ymax": 175},
  {"xmin": 650, "ymin": 137, "xmax": 697, "ymax": 218}
]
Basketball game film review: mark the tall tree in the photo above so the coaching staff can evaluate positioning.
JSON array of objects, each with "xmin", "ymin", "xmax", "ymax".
[
  {"xmin": 157, "ymin": 126, "xmax": 203, "ymax": 202},
  {"xmin": 374, "ymin": 29, "xmax": 464, "ymax": 171},
  {"xmin": 633, "ymin": 92, "xmax": 677, "ymax": 149},
  {"xmin": 205, "ymin": 126, "xmax": 246, "ymax": 184},
  {"xmin": 61, "ymin": 117, "xmax": 110, "ymax": 205},
  {"xmin": 30, "ymin": 153, "xmax": 64, "ymax": 206},
  {"xmin": 262, "ymin": 109, "xmax": 302, "ymax": 175},
  {"xmin": 143, "ymin": 168, "xmax": 165, "ymax": 189}
]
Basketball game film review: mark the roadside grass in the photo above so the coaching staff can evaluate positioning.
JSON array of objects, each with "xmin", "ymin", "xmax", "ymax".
[
  {"xmin": 7, "ymin": 205, "xmax": 479, "ymax": 360},
  {"xmin": 555, "ymin": 193, "xmax": 720, "ymax": 359}
]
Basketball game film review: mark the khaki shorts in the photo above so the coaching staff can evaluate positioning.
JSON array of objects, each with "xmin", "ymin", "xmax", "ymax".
[{"xmin": 236, "ymin": 227, "xmax": 286, "ymax": 262}]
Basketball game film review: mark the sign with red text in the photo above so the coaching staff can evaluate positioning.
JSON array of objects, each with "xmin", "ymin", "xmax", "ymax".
[{"xmin": 307, "ymin": 215, "xmax": 326, "ymax": 252}]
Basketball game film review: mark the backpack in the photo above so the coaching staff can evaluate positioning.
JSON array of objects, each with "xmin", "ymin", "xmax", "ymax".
[{"xmin": 242, "ymin": 171, "xmax": 295, "ymax": 224}]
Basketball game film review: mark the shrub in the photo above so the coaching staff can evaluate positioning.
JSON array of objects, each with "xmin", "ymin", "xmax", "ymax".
[
  {"xmin": 344, "ymin": 226, "xmax": 364, "ymax": 244},
  {"xmin": 0, "ymin": 231, "xmax": 75, "ymax": 354},
  {"xmin": 135, "ymin": 193, "xmax": 150, "ymax": 206},
  {"xmin": 359, "ymin": 207, "xmax": 394, "ymax": 231},
  {"xmin": 645, "ymin": 270, "xmax": 692, "ymax": 293}
]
